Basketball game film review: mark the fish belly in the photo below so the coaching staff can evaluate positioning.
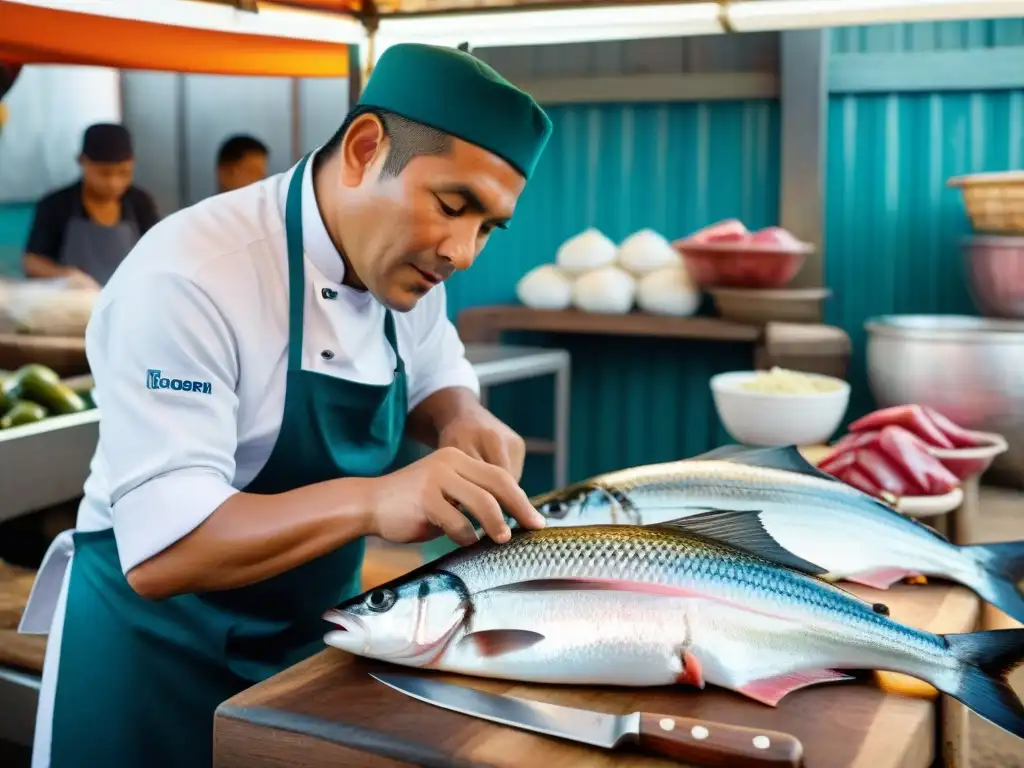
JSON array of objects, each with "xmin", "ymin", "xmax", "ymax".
[
  {"xmin": 689, "ymin": 599, "xmax": 945, "ymax": 693},
  {"xmin": 434, "ymin": 589, "xmax": 694, "ymax": 687}
]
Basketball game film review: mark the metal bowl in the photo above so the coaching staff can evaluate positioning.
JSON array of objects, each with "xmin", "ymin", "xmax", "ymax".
[
  {"xmin": 964, "ymin": 236, "xmax": 1024, "ymax": 318},
  {"xmin": 865, "ymin": 314, "xmax": 1024, "ymax": 486}
]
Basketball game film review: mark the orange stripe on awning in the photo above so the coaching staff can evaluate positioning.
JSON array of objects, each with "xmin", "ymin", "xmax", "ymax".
[
  {"xmin": 0, "ymin": 2, "xmax": 351, "ymax": 77},
  {"xmin": 266, "ymin": 0, "xmax": 362, "ymax": 11}
]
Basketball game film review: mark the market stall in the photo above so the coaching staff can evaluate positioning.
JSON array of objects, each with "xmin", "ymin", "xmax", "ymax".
[{"xmin": 2, "ymin": 2, "xmax": 1023, "ymax": 766}]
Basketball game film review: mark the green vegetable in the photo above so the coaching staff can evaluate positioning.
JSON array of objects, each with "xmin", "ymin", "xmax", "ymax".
[
  {"xmin": 9, "ymin": 364, "xmax": 87, "ymax": 415},
  {"xmin": 0, "ymin": 401, "xmax": 48, "ymax": 430},
  {"xmin": 0, "ymin": 374, "xmax": 20, "ymax": 413},
  {"xmin": 19, "ymin": 377, "xmax": 87, "ymax": 415},
  {"xmin": 13, "ymin": 364, "xmax": 61, "ymax": 386}
]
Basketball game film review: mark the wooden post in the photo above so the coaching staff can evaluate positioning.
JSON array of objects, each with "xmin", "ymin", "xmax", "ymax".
[{"xmin": 779, "ymin": 30, "xmax": 830, "ymax": 296}]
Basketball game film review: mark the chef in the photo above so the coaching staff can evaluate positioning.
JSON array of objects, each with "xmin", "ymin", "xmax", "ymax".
[
  {"xmin": 22, "ymin": 123, "xmax": 160, "ymax": 289},
  {"xmin": 21, "ymin": 43, "xmax": 552, "ymax": 768}
]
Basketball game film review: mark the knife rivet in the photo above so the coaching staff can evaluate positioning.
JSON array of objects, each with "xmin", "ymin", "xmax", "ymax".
[
  {"xmin": 753, "ymin": 735, "xmax": 771, "ymax": 750},
  {"xmin": 659, "ymin": 718, "xmax": 675, "ymax": 732},
  {"xmin": 691, "ymin": 725, "xmax": 710, "ymax": 740}
]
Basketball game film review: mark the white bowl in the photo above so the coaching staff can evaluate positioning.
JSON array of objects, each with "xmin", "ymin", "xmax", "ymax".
[{"xmin": 709, "ymin": 370, "xmax": 851, "ymax": 447}]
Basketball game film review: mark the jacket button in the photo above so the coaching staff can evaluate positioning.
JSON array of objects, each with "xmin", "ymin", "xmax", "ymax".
[
  {"xmin": 321, "ymin": 287, "xmax": 338, "ymax": 300},
  {"xmin": 321, "ymin": 350, "xmax": 335, "ymax": 360}
]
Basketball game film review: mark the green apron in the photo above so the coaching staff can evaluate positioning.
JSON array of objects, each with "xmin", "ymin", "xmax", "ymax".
[{"xmin": 48, "ymin": 153, "xmax": 408, "ymax": 767}]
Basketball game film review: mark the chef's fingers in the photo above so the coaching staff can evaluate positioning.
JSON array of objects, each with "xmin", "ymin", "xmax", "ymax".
[
  {"xmin": 427, "ymin": 490, "xmax": 481, "ymax": 547},
  {"xmin": 447, "ymin": 437, "xmax": 486, "ymax": 464},
  {"xmin": 448, "ymin": 450, "xmax": 546, "ymax": 530},
  {"xmin": 442, "ymin": 473, "xmax": 510, "ymax": 544},
  {"xmin": 505, "ymin": 436, "xmax": 526, "ymax": 484},
  {"xmin": 477, "ymin": 431, "xmax": 516, "ymax": 479}
]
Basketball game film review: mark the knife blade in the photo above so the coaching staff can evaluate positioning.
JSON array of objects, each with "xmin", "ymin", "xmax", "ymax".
[{"xmin": 371, "ymin": 672, "xmax": 805, "ymax": 767}]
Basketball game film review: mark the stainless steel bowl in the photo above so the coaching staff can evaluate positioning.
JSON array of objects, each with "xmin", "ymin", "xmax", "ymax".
[
  {"xmin": 964, "ymin": 236, "xmax": 1024, "ymax": 319},
  {"xmin": 865, "ymin": 314, "xmax": 1024, "ymax": 486}
]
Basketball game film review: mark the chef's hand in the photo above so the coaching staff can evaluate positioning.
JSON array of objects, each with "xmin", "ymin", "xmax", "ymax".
[
  {"xmin": 365, "ymin": 447, "xmax": 546, "ymax": 547},
  {"xmin": 63, "ymin": 268, "xmax": 100, "ymax": 291},
  {"xmin": 438, "ymin": 408, "xmax": 527, "ymax": 482}
]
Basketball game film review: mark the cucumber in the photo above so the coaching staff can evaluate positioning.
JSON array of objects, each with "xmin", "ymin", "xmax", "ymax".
[
  {"xmin": 0, "ymin": 374, "xmax": 20, "ymax": 413},
  {"xmin": 0, "ymin": 401, "xmax": 48, "ymax": 430},
  {"xmin": 18, "ymin": 375, "xmax": 87, "ymax": 415},
  {"xmin": 13, "ymin": 364, "xmax": 61, "ymax": 386}
]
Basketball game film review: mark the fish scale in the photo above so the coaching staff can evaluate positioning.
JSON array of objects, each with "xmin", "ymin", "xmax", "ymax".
[{"xmin": 438, "ymin": 525, "xmax": 936, "ymax": 650}]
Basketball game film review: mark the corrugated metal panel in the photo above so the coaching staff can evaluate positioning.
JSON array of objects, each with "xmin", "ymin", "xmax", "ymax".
[
  {"xmin": 831, "ymin": 18, "xmax": 1024, "ymax": 54},
  {"xmin": 0, "ymin": 203, "xmax": 34, "ymax": 278},
  {"xmin": 478, "ymin": 33, "xmax": 779, "ymax": 78},
  {"xmin": 444, "ymin": 100, "xmax": 781, "ymax": 492},
  {"xmin": 824, "ymin": 88, "xmax": 1024, "ymax": 423}
]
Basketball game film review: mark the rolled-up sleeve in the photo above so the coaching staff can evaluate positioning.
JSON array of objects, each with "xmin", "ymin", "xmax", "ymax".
[
  {"xmin": 406, "ymin": 284, "xmax": 480, "ymax": 412},
  {"xmin": 88, "ymin": 271, "xmax": 241, "ymax": 574}
]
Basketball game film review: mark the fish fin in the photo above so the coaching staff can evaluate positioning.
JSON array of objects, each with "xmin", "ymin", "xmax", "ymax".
[
  {"xmin": 688, "ymin": 444, "xmax": 751, "ymax": 461},
  {"xmin": 456, "ymin": 630, "xmax": 545, "ymax": 658},
  {"xmin": 708, "ymin": 445, "xmax": 841, "ymax": 483},
  {"xmin": 677, "ymin": 649, "xmax": 705, "ymax": 689},
  {"xmin": 941, "ymin": 629, "xmax": 1024, "ymax": 739},
  {"xmin": 737, "ymin": 669, "xmax": 854, "ymax": 707},
  {"xmin": 654, "ymin": 509, "xmax": 829, "ymax": 577},
  {"xmin": 842, "ymin": 567, "xmax": 921, "ymax": 590},
  {"xmin": 964, "ymin": 542, "xmax": 1024, "ymax": 625}
]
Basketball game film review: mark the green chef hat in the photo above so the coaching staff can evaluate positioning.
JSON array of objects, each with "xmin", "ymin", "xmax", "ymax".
[{"xmin": 358, "ymin": 43, "xmax": 552, "ymax": 179}]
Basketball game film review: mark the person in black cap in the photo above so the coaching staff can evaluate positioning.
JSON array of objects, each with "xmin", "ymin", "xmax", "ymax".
[
  {"xmin": 216, "ymin": 134, "xmax": 269, "ymax": 193},
  {"xmin": 22, "ymin": 122, "xmax": 159, "ymax": 288}
]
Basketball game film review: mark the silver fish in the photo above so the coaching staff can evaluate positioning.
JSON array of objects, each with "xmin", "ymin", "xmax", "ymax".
[
  {"xmin": 527, "ymin": 445, "xmax": 1024, "ymax": 624},
  {"xmin": 324, "ymin": 524, "xmax": 1024, "ymax": 740}
]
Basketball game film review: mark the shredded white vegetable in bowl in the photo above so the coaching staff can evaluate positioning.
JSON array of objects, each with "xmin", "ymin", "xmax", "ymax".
[{"xmin": 736, "ymin": 367, "xmax": 846, "ymax": 395}]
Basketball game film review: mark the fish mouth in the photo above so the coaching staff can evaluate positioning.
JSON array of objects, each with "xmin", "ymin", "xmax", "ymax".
[{"xmin": 322, "ymin": 610, "xmax": 368, "ymax": 652}]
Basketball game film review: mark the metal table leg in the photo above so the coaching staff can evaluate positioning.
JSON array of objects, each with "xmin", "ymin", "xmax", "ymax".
[{"xmin": 553, "ymin": 358, "xmax": 570, "ymax": 489}]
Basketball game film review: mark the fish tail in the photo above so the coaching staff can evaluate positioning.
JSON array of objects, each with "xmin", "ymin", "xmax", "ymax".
[
  {"xmin": 940, "ymin": 628, "xmax": 1024, "ymax": 739},
  {"xmin": 964, "ymin": 542, "xmax": 1024, "ymax": 624}
]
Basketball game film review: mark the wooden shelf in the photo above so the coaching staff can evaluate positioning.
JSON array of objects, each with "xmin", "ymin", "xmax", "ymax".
[
  {"xmin": 457, "ymin": 306, "xmax": 761, "ymax": 344},
  {"xmin": 456, "ymin": 305, "xmax": 853, "ymax": 380}
]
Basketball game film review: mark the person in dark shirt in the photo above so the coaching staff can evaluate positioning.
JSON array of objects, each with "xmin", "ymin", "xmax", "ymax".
[
  {"xmin": 216, "ymin": 134, "xmax": 269, "ymax": 193},
  {"xmin": 23, "ymin": 123, "xmax": 160, "ymax": 288}
]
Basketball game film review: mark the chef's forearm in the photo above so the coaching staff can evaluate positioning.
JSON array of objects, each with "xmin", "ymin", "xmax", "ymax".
[
  {"xmin": 23, "ymin": 252, "xmax": 73, "ymax": 278},
  {"xmin": 125, "ymin": 477, "xmax": 377, "ymax": 600},
  {"xmin": 405, "ymin": 386, "xmax": 481, "ymax": 447}
]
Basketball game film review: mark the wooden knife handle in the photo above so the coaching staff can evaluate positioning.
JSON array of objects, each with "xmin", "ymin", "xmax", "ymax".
[{"xmin": 637, "ymin": 712, "xmax": 804, "ymax": 767}]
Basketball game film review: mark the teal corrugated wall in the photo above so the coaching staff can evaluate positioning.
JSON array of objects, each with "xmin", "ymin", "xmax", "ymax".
[
  {"xmin": 831, "ymin": 18, "xmax": 1024, "ymax": 53},
  {"xmin": 824, "ymin": 19, "xmax": 1024, "ymax": 425},
  {"xmin": 0, "ymin": 203, "xmax": 33, "ymax": 277},
  {"xmin": 445, "ymin": 100, "xmax": 781, "ymax": 493}
]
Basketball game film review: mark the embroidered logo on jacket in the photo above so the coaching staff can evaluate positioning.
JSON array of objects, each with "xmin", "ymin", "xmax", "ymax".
[{"xmin": 146, "ymin": 369, "xmax": 212, "ymax": 395}]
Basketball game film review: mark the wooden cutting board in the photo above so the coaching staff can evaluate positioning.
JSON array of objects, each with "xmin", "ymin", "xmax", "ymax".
[{"xmin": 214, "ymin": 583, "xmax": 980, "ymax": 768}]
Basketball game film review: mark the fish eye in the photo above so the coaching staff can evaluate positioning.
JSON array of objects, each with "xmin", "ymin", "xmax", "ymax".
[
  {"xmin": 365, "ymin": 589, "xmax": 396, "ymax": 613},
  {"xmin": 540, "ymin": 501, "xmax": 569, "ymax": 519}
]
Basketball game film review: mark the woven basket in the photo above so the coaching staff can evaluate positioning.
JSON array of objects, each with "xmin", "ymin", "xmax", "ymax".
[{"xmin": 949, "ymin": 171, "xmax": 1024, "ymax": 234}]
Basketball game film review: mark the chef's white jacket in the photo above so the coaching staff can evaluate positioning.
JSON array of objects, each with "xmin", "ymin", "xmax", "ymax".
[{"xmin": 22, "ymin": 153, "xmax": 480, "ymax": 767}]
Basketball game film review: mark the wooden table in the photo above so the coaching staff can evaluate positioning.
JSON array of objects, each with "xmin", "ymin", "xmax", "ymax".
[{"xmin": 213, "ymin": 583, "xmax": 980, "ymax": 768}]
